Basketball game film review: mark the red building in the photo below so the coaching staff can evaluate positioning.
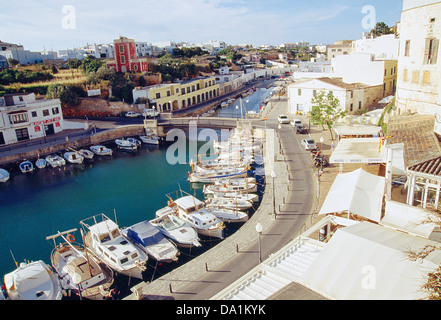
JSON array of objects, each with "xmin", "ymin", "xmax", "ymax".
[{"xmin": 106, "ymin": 36, "xmax": 149, "ymax": 73}]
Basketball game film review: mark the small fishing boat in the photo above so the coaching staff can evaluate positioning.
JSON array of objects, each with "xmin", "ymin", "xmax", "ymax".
[
  {"xmin": 203, "ymin": 180, "xmax": 257, "ymax": 195},
  {"xmin": 45, "ymin": 154, "xmax": 66, "ymax": 168},
  {"xmin": 122, "ymin": 221, "xmax": 179, "ymax": 263},
  {"xmin": 216, "ymin": 192, "xmax": 259, "ymax": 203},
  {"xmin": 2, "ymin": 260, "xmax": 63, "ymax": 300},
  {"xmin": 139, "ymin": 133, "xmax": 161, "ymax": 145},
  {"xmin": 35, "ymin": 158, "xmax": 47, "ymax": 169},
  {"xmin": 19, "ymin": 160, "xmax": 34, "ymax": 173},
  {"xmin": 46, "ymin": 229, "xmax": 114, "ymax": 300},
  {"xmin": 115, "ymin": 139, "xmax": 138, "ymax": 152},
  {"xmin": 205, "ymin": 197, "xmax": 253, "ymax": 211},
  {"xmin": 207, "ymin": 207, "xmax": 249, "ymax": 223},
  {"xmin": 127, "ymin": 137, "xmax": 141, "ymax": 147},
  {"xmin": 188, "ymin": 168, "xmax": 249, "ymax": 183},
  {"xmin": 0, "ymin": 168, "xmax": 10, "ymax": 182},
  {"xmin": 80, "ymin": 213, "xmax": 147, "ymax": 279},
  {"xmin": 90, "ymin": 145, "xmax": 113, "ymax": 156},
  {"xmin": 78, "ymin": 149, "xmax": 94, "ymax": 160},
  {"xmin": 164, "ymin": 193, "xmax": 224, "ymax": 239},
  {"xmin": 151, "ymin": 209, "xmax": 201, "ymax": 248},
  {"xmin": 64, "ymin": 151, "xmax": 84, "ymax": 164}
]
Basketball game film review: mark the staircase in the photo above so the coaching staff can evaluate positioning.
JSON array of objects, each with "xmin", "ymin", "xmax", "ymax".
[{"xmin": 219, "ymin": 238, "xmax": 324, "ymax": 300}]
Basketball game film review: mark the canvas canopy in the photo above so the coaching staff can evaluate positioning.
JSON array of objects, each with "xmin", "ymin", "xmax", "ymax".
[
  {"xmin": 319, "ymin": 168, "xmax": 385, "ymax": 222},
  {"xmin": 330, "ymin": 137, "xmax": 387, "ymax": 164},
  {"xmin": 300, "ymin": 222, "xmax": 441, "ymax": 300},
  {"xmin": 380, "ymin": 200, "xmax": 441, "ymax": 241}
]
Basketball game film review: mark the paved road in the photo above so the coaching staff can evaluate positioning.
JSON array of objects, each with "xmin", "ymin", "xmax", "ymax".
[{"xmin": 127, "ymin": 96, "xmax": 316, "ymax": 300}]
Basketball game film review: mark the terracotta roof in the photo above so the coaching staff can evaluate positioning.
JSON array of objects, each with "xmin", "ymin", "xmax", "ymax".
[
  {"xmin": 317, "ymin": 77, "xmax": 373, "ymax": 90},
  {"xmin": 387, "ymin": 114, "xmax": 441, "ymax": 168},
  {"xmin": 408, "ymin": 157, "xmax": 441, "ymax": 176}
]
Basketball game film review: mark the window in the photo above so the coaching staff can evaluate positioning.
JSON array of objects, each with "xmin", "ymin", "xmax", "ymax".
[
  {"xmin": 42, "ymin": 109, "xmax": 49, "ymax": 117},
  {"xmin": 167, "ymin": 91, "xmax": 171, "ymax": 97},
  {"xmin": 119, "ymin": 45, "xmax": 124, "ymax": 53},
  {"xmin": 403, "ymin": 69, "xmax": 408, "ymax": 81},
  {"xmin": 424, "ymin": 38, "xmax": 439, "ymax": 65},
  {"xmin": 120, "ymin": 55, "xmax": 125, "ymax": 64},
  {"xmin": 133, "ymin": 64, "xmax": 138, "ymax": 72},
  {"xmin": 359, "ymin": 101, "xmax": 362, "ymax": 109},
  {"xmin": 328, "ymin": 91, "xmax": 333, "ymax": 97},
  {"xmin": 412, "ymin": 71, "xmax": 419, "ymax": 83},
  {"xmin": 423, "ymin": 71, "xmax": 431, "ymax": 84},
  {"xmin": 156, "ymin": 93, "xmax": 161, "ymax": 99},
  {"xmin": 404, "ymin": 40, "xmax": 411, "ymax": 57},
  {"xmin": 31, "ymin": 111, "xmax": 37, "ymax": 118},
  {"xmin": 350, "ymin": 103, "xmax": 353, "ymax": 112},
  {"xmin": 52, "ymin": 107, "xmax": 59, "ymax": 115},
  {"xmin": 313, "ymin": 90, "xmax": 317, "ymax": 97},
  {"xmin": 298, "ymin": 89, "xmax": 302, "ymax": 96},
  {"xmin": 9, "ymin": 113, "xmax": 28, "ymax": 124}
]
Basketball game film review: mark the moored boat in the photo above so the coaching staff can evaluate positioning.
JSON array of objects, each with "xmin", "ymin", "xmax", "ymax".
[
  {"xmin": 122, "ymin": 221, "xmax": 179, "ymax": 263},
  {"xmin": 188, "ymin": 168, "xmax": 249, "ymax": 183},
  {"xmin": 0, "ymin": 168, "xmax": 10, "ymax": 182},
  {"xmin": 19, "ymin": 160, "xmax": 34, "ymax": 173},
  {"xmin": 207, "ymin": 207, "xmax": 249, "ymax": 223},
  {"xmin": 139, "ymin": 132, "xmax": 161, "ymax": 145},
  {"xmin": 90, "ymin": 145, "xmax": 113, "ymax": 156},
  {"xmin": 2, "ymin": 260, "xmax": 63, "ymax": 300},
  {"xmin": 78, "ymin": 149, "xmax": 94, "ymax": 160},
  {"xmin": 79, "ymin": 213, "xmax": 148, "ymax": 279},
  {"xmin": 151, "ymin": 209, "xmax": 201, "ymax": 248},
  {"xmin": 46, "ymin": 229, "xmax": 114, "ymax": 300},
  {"xmin": 45, "ymin": 154, "xmax": 66, "ymax": 168},
  {"xmin": 205, "ymin": 197, "xmax": 253, "ymax": 211},
  {"xmin": 64, "ymin": 151, "xmax": 84, "ymax": 164},
  {"xmin": 35, "ymin": 158, "xmax": 47, "ymax": 169},
  {"xmin": 115, "ymin": 139, "xmax": 138, "ymax": 152}
]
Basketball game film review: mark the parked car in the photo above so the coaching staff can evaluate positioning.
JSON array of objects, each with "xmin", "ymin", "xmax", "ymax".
[
  {"xmin": 125, "ymin": 111, "xmax": 141, "ymax": 118},
  {"xmin": 295, "ymin": 124, "xmax": 307, "ymax": 134},
  {"xmin": 301, "ymin": 139, "xmax": 318, "ymax": 150},
  {"xmin": 290, "ymin": 119, "xmax": 302, "ymax": 127},
  {"xmin": 142, "ymin": 109, "xmax": 159, "ymax": 118},
  {"xmin": 278, "ymin": 115, "xmax": 290, "ymax": 124}
]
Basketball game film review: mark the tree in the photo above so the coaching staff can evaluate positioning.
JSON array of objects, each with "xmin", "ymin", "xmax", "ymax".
[
  {"xmin": 369, "ymin": 22, "xmax": 394, "ymax": 38},
  {"xmin": 310, "ymin": 91, "xmax": 346, "ymax": 140},
  {"xmin": 51, "ymin": 65, "xmax": 58, "ymax": 74}
]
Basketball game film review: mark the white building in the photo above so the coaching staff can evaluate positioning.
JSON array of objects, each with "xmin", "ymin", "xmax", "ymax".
[
  {"xmin": 0, "ymin": 41, "xmax": 56, "ymax": 65},
  {"xmin": 353, "ymin": 33, "xmax": 400, "ymax": 59},
  {"xmin": 395, "ymin": 0, "xmax": 441, "ymax": 120},
  {"xmin": 287, "ymin": 77, "xmax": 384, "ymax": 114},
  {"xmin": 0, "ymin": 93, "xmax": 64, "ymax": 145}
]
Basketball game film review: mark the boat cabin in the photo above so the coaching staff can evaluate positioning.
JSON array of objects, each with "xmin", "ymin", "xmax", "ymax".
[
  {"xmin": 173, "ymin": 196, "xmax": 220, "ymax": 228},
  {"xmin": 89, "ymin": 220, "xmax": 141, "ymax": 267}
]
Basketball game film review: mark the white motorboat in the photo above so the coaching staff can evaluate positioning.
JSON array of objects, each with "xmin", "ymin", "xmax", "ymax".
[
  {"xmin": 205, "ymin": 197, "xmax": 253, "ymax": 211},
  {"xmin": 90, "ymin": 145, "xmax": 113, "ymax": 156},
  {"xmin": 80, "ymin": 214, "xmax": 148, "ymax": 279},
  {"xmin": 151, "ymin": 209, "xmax": 201, "ymax": 248},
  {"xmin": 192, "ymin": 160, "xmax": 249, "ymax": 174},
  {"xmin": 0, "ymin": 168, "xmax": 9, "ymax": 183},
  {"xmin": 165, "ymin": 193, "xmax": 224, "ymax": 239},
  {"xmin": 188, "ymin": 168, "xmax": 249, "ymax": 183},
  {"xmin": 78, "ymin": 149, "xmax": 94, "ymax": 160},
  {"xmin": 122, "ymin": 221, "xmax": 179, "ymax": 263},
  {"xmin": 207, "ymin": 207, "xmax": 249, "ymax": 223},
  {"xmin": 35, "ymin": 158, "xmax": 47, "ymax": 169},
  {"xmin": 64, "ymin": 151, "xmax": 84, "ymax": 164},
  {"xmin": 115, "ymin": 139, "xmax": 138, "ymax": 152},
  {"xmin": 46, "ymin": 229, "xmax": 114, "ymax": 300},
  {"xmin": 203, "ymin": 181, "xmax": 257, "ymax": 195},
  {"xmin": 19, "ymin": 160, "xmax": 34, "ymax": 173},
  {"xmin": 139, "ymin": 133, "xmax": 161, "ymax": 145},
  {"xmin": 127, "ymin": 137, "xmax": 141, "ymax": 147},
  {"xmin": 216, "ymin": 192, "xmax": 259, "ymax": 203},
  {"xmin": 45, "ymin": 154, "xmax": 66, "ymax": 168},
  {"xmin": 2, "ymin": 260, "xmax": 63, "ymax": 300}
]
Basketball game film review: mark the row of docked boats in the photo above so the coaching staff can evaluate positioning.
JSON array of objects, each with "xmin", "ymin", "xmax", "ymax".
[{"xmin": 0, "ymin": 133, "xmax": 162, "ymax": 182}]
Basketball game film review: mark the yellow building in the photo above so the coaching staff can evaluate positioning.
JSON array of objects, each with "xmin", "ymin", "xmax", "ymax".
[
  {"xmin": 133, "ymin": 78, "xmax": 220, "ymax": 112},
  {"xmin": 382, "ymin": 59, "xmax": 398, "ymax": 97}
]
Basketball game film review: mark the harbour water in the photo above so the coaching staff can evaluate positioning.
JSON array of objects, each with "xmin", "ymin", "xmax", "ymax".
[{"xmin": 0, "ymin": 86, "xmax": 271, "ymax": 298}]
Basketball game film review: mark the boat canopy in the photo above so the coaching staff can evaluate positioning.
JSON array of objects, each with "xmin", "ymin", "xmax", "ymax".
[
  {"xmin": 173, "ymin": 196, "xmax": 204, "ymax": 212},
  {"xmin": 126, "ymin": 221, "xmax": 166, "ymax": 247}
]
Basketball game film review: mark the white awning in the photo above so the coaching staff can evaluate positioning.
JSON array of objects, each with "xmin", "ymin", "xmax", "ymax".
[
  {"xmin": 319, "ymin": 168, "xmax": 385, "ymax": 222},
  {"xmin": 300, "ymin": 222, "xmax": 441, "ymax": 300},
  {"xmin": 330, "ymin": 137, "xmax": 387, "ymax": 164},
  {"xmin": 380, "ymin": 200, "xmax": 441, "ymax": 241}
]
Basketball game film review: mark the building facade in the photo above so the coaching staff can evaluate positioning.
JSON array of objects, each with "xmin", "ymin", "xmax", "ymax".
[
  {"xmin": 395, "ymin": 0, "xmax": 441, "ymax": 119},
  {"xmin": 106, "ymin": 36, "xmax": 149, "ymax": 73},
  {"xmin": 0, "ymin": 93, "xmax": 64, "ymax": 145},
  {"xmin": 287, "ymin": 77, "xmax": 384, "ymax": 115},
  {"xmin": 327, "ymin": 40, "xmax": 354, "ymax": 60},
  {"xmin": 132, "ymin": 77, "xmax": 220, "ymax": 112}
]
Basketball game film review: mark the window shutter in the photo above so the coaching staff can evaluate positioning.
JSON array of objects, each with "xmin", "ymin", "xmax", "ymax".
[
  {"xmin": 431, "ymin": 39, "xmax": 439, "ymax": 65},
  {"xmin": 424, "ymin": 39, "xmax": 431, "ymax": 64}
]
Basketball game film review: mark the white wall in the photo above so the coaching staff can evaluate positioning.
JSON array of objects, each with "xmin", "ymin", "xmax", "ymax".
[{"xmin": 332, "ymin": 53, "xmax": 385, "ymax": 86}]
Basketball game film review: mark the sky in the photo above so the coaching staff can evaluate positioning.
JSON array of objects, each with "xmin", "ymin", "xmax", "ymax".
[{"xmin": 0, "ymin": 0, "xmax": 403, "ymax": 52}]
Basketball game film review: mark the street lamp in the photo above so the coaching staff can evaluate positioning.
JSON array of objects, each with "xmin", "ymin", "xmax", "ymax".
[{"xmin": 256, "ymin": 222, "xmax": 263, "ymax": 263}]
